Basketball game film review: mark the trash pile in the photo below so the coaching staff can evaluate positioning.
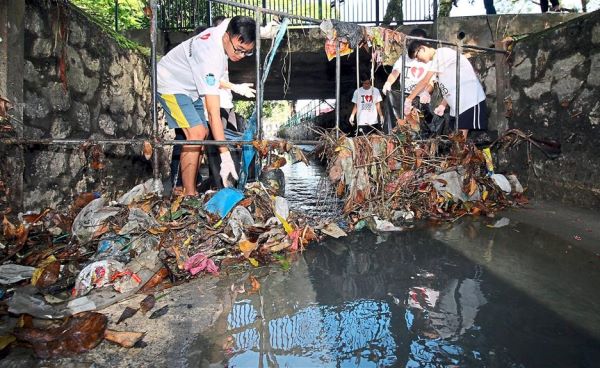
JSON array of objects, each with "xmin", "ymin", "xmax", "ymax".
[
  {"xmin": 317, "ymin": 128, "xmax": 527, "ymax": 231},
  {"xmin": 0, "ymin": 154, "xmax": 324, "ymax": 357},
  {"xmin": 0, "ymin": 128, "xmax": 532, "ymax": 357}
]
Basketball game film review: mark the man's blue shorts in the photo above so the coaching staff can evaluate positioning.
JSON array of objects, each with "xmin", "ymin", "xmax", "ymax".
[{"xmin": 157, "ymin": 93, "xmax": 208, "ymax": 129}]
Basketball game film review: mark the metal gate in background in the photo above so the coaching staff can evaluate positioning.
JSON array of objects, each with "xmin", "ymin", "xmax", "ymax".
[{"xmin": 158, "ymin": 0, "xmax": 438, "ymax": 30}]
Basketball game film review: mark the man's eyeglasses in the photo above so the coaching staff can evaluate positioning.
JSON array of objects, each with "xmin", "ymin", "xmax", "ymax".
[
  {"xmin": 228, "ymin": 34, "xmax": 254, "ymax": 56},
  {"xmin": 415, "ymin": 47, "xmax": 425, "ymax": 59}
]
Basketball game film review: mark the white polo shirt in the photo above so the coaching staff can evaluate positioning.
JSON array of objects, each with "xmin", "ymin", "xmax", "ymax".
[
  {"xmin": 157, "ymin": 19, "xmax": 230, "ymax": 100},
  {"xmin": 352, "ymin": 87, "xmax": 383, "ymax": 126},
  {"xmin": 431, "ymin": 47, "xmax": 485, "ymax": 116}
]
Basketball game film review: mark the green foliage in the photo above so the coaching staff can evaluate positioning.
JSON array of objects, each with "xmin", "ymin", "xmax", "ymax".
[
  {"xmin": 234, "ymin": 100, "xmax": 287, "ymax": 119},
  {"xmin": 70, "ymin": 0, "xmax": 148, "ymax": 31}
]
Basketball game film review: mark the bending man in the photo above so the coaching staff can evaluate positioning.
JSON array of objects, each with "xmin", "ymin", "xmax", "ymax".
[
  {"xmin": 157, "ymin": 16, "xmax": 256, "ymax": 195},
  {"xmin": 404, "ymin": 40, "xmax": 487, "ymax": 139}
]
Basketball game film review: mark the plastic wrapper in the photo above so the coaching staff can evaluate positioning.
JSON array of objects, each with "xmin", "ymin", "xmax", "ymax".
[{"xmin": 73, "ymin": 260, "xmax": 125, "ymax": 297}]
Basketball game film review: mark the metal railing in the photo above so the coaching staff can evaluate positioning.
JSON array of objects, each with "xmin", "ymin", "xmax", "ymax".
[
  {"xmin": 157, "ymin": 0, "xmax": 438, "ymax": 30},
  {"xmin": 283, "ymin": 100, "xmax": 334, "ymax": 128}
]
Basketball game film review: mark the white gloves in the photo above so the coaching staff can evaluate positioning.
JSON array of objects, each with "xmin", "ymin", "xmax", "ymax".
[
  {"xmin": 219, "ymin": 151, "xmax": 239, "ymax": 187},
  {"xmin": 403, "ymin": 98, "xmax": 413, "ymax": 115},
  {"xmin": 434, "ymin": 104, "xmax": 446, "ymax": 116},
  {"xmin": 260, "ymin": 20, "xmax": 281, "ymax": 39},
  {"xmin": 231, "ymin": 83, "xmax": 256, "ymax": 98},
  {"xmin": 382, "ymin": 81, "xmax": 392, "ymax": 95},
  {"xmin": 419, "ymin": 92, "xmax": 431, "ymax": 104},
  {"xmin": 349, "ymin": 114, "xmax": 355, "ymax": 125}
]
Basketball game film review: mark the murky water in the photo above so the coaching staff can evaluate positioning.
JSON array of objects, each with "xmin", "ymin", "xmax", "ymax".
[{"xmin": 190, "ymin": 160, "xmax": 600, "ymax": 368}]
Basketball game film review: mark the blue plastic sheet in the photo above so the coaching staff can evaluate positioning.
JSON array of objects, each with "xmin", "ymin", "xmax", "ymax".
[{"xmin": 204, "ymin": 188, "xmax": 244, "ymax": 218}]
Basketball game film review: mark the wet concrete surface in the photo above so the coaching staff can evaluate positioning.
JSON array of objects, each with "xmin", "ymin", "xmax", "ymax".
[{"xmin": 2, "ymin": 160, "xmax": 599, "ymax": 367}]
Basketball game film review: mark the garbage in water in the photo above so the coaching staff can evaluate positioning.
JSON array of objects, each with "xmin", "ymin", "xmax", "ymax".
[{"xmin": 0, "ymin": 14, "xmax": 544, "ymax": 360}]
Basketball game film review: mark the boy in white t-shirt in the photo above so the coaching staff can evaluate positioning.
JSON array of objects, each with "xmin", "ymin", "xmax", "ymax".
[
  {"xmin": 382, "ymin": 28, "xmax": 433, "ymax": 104},
  {"xmin": 157, "ymin": 16, "xmax": 256, "ymax": 196},
  {"xmin": 404, "ymin": 40, "xmax": 487, "ymax": 139},
  {"xmin": 349, "ymin": 74, "xmax": 384, "ymax": 135}
]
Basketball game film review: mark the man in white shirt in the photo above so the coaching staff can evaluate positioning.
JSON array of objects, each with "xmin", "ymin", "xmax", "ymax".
[
  {"xmin": 404, "ymin": 40, "xmax": 487, "ymax": 139},
  {"xmin": 157, "ymin": 16, "xmax": 256, "ymax": 196},
  {"xmin": 349, "ymin": 74, "xmax": 384, "ymax": 136}
]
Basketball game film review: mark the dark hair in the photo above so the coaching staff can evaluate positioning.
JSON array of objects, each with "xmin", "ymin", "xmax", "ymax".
[
  {"xmin": 212, "ymin": 15, "xmax": 226, "ymax": 26},
  {"xmin": 409, "ymin": 28, "xmax": 428, "ymax": 38},
  {"xmin": 407, "ymin": 40, "xmax": 429, "ymax": 59},
  {"xmin": 194, "ymin": 25, "xmax": 208, "ymax": 35},
  {"xmin": 360, "ymin": 72, "xmax": 371, "ymax": 82},
  {"xmin": 227, "ymin": 16, "xmax": 256, "ymax": 44}
]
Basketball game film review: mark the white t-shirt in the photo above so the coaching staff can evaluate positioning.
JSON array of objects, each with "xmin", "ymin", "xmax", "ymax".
[
  {"xmin": 157, "ymin": 19, "xmax": 230, "ymax": 100},
  {"xmin": 352, "ymin": 87, "xmax": 383, "ymax": 126},
  {"xmin": 430, "ymin": 47, "xmax": 486, "ymax": 116},
  {"xmin": 392, "ymin": 57, "xmax": 433, "ymax": 99}
]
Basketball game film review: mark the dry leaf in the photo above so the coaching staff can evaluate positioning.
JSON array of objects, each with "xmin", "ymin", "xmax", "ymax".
[
  {"xmin": 13, "ymin": 312, "xmax": 107, "ymax": 358},
  {"xmin": 142, "ymin": 141, "xmax": 153, "ymax": 160},
  {"xmin": 239, "ymin": 240, "xmax": 258, "ymax": 259},
  {"xmin": 140, "ymin": 294, "xmax": 156, "ymax": 315},
  {"xmin": 104, "ymin": 330, "xmax": 145, "ymax": 348},
  {"xmin": 117, "ymin": 307, "xmax": 138, "ymax": 325},
  {"xmin": 248, "ymin": 275, "xmax": 261, "ymax": 294}
]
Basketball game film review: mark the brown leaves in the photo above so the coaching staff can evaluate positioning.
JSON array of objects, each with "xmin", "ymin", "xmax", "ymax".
[
  {"xmin": 117, "ymin": 307, "xmax": 138, "ymax": 325},
  {"xmin": 104, "ymin": 330, "xmax": 145, "ymax": 348},
  {"xmin": 0, "ymin": 96, "xmax": 12, "ymax": 119},
  {"xmin": 239, "ymin": 239, "xmax": 258, "ymax": 259},
  {"xmin": 2, "ymin": 215, "xmax": 29, "ymax": 247},
  {"xmin": 13, "ymin": 312, "xmax": 107, "ymax": 358},
  {"xmin": 143, "ymin": 141, "xmax": 153, "ymax": 160}
]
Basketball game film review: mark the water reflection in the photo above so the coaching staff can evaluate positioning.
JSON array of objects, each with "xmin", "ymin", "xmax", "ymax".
[
  {"xmin": 195, "ymin": 224, "xmax": 600, "ymax": 367},
  {"xmin": 226, "ymin": 299, "xmax": 397, "ymax": 367}
]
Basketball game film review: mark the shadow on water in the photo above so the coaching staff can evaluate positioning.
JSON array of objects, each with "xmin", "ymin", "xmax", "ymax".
[{"xmin": 189, "ymin": 218, "xmax": 600, "ymax": 367}]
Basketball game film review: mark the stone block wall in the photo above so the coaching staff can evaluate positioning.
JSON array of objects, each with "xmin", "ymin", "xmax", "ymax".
[
  {"xmin": 22, "ymin": 0, "xmax": 161, "ymax": 210},
  {"xmin": 506, "ymin": 11, "xmax": 600, "ymax": 208}
]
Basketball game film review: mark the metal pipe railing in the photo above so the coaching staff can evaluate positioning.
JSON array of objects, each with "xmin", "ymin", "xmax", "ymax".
[{"xmin": 150, "ymin": 0, "xmax": 161, "ymax": 186}]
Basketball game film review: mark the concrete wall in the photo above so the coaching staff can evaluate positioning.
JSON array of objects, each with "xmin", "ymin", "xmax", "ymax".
[
  {"xmin": 19, "ymin": 0, "xmax": 166, "ymax": 210},
  {"xmin": 505, "ymin": 10, "xmax": 600, "ymax": 208}
]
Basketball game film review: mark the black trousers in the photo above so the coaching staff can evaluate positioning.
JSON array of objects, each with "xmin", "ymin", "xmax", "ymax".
[{"xmin": 540, "ymin": 0, "xmax": 559, "ymax": 12}]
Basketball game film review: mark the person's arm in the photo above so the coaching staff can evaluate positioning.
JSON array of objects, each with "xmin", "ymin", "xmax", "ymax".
[
  {"xmin": 219, "ymin": 79, "xmax": 255, "ymax": 98},
  {"xmin": 376, "ymin": 102, "xmax": 384, "ymax": 123},
  {"xmin": 433, "ymin": 98, "xmax": 448, "ymax": 116},
  {"xmin": 382, "ymin": 69, "xmax": 400, "ymax": 94},
  {"xmin": 204, "ymin": 94, "xmax": 226, "ymax": 152},
  {"xmin": 206, "ymin": 93, "xmax": 238, "ymax": 186},
  {"xmin": 349, "ymin": 104, "xmax": 358, "ymax": 124},
  {"xmin": 404, "ymin": 71, "xmax": 435, "ymax": 114}
]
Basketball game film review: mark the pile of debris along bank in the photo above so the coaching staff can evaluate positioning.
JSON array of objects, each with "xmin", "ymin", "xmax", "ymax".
[{"xmin": 0, "ymin": 129, "xmax": 528, "ymax": 357}]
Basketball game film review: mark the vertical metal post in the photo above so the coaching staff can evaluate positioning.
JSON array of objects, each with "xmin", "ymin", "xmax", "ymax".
[
  {"xmin": 319, "ymin": 0, "xmax": 323, "ymax": 19},
  {"xmin": 400, "ymin": 36, "xmax": 407, "ymax": 119},
  {"xmin": 375, "ymin": 0, "xmax": 380, "ymax": 26},
  {"xmin": 150, "ymin": 0, "xmax": 161, "ymax": 187},
  {"xmin": 262, "ymin": 0, "xmax": 267, "ymax": 25},
  {"xmin": 114, "ymin": 0, "xmax": 119, "ymax": 32},
  {"xmin": 433, "ymin": 0, "xmax": 439, "ymax": 21},
  {"xmin": 207, "ymin": 0, "xmax": 212, "ymax": 25},
  {"xmin": 355, "ymin": 45, "xmax": 360, "ymax": 136},
  {"xmin": 335, "ymin": 0, "xmax": 340, "ymax": 139},
  {"xmin": 455, "ymin": 42, "xmax": 461, "ymax": 133},
  {"xmin": 255, "ymin": 10, "xmax": 262, "ymax": 140}
]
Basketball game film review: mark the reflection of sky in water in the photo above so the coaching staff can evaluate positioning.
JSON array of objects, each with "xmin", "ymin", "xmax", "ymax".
[{"xmin": 226, "ymin": 299, "xmax": 397, "ymax": 367}]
